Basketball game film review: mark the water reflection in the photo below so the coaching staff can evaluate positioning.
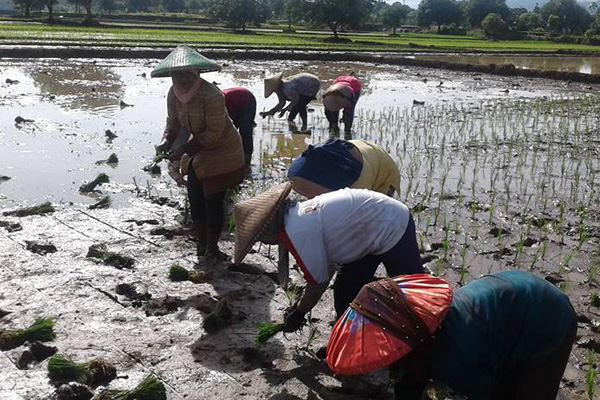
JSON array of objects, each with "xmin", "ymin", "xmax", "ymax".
[{"xmin": 412, "ymin": 55, "xmax": 600, "ymax": 75}]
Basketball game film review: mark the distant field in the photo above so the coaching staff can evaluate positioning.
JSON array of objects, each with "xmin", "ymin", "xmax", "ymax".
[{"xmin": 2, "ymin": 23, "xmax": 600, "ymax": 53}]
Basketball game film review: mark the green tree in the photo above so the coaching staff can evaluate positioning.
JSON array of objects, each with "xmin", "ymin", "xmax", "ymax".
[
  {"xmin": 540, "ymin": 0, "xmax": 591, "ymax": 33},
  {"xmin": 81, "ymin": 0, "xmax": 94, "ymax": 19},
  {"xmin": 516, "ymin": 11, "xmax": 542, "ymax": 30},
  {"xmin": 417, "ymin": 0, "xmax": 462, "ymax": 33},
  {"xmin": 546, "ymin": 13, "xmax": 561, "ymax": 33},
  {"xmin": 207, "ymin": 0, "xmax": 269, "ymax": 31},
  {"xmin": 302, "ymin": 0, "xmax": 375, "ymax": 38},
  {"xmin": 99, "ymin": 0, "xmax": 119, "ymax": 14},
  {"xmin": 127, "ymin": 0, "xmax": 155, "ymax": 12},
  {"xmin": 44, "ymin": 0, "xmax": 58, "ymax": 20},
  {"xmin": 379, "ymin": 2, "xmax": 411, "ymax": 34},
  {"xmin": 482, "ymin": 12, "xmax": 507, "ymax": 37},
  {"xmin": 12, "ymin": 0, "xmax": 41, "ymax": 16},
  {"xmin": 465, "ymin": 0, "xmax": 510, "ymax": 28},
  {"xmin": 163, "ymin": 0, "xmax": 185, "ymax": 12}
]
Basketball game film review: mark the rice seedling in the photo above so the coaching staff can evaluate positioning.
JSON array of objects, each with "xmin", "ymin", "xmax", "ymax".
[
  {"xmin": 95, "ymin": 375, "xmax": 166, "ymax": 400},
  {"xmin": 255, "ymin": 322, "xmax": 285, "ymax": 344},
  {"xmin": 47, "ymin": 355, "xmax": 116, "ymax": 386},
  {"xmin": 0, "ymin": 317, "xmax": 55, "ymax": 350},
  {"xmin": 2, "ymin": 202, "xmax": 55, "ymax": 217},
  {"xmin": 79, "ymin": 173, "xmax": 110, "ymax": 193},
  {"xmin": 202, "ymin": 299, "xmax": 232, "ymax": 334},
  {"xmin": 167, "ymin": 264, "xmax": 207, "ymax": 284},
  {"xmin": 586, "ymin": 350, "xmax": 597, "ymax": 400}
]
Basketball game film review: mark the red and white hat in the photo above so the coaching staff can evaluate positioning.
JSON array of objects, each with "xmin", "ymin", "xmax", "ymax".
[{"xmin": 326, "ymin": 274, "xmax": 453, "ymax": 375}]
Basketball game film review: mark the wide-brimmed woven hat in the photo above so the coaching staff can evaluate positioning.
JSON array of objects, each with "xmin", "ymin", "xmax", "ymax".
[
  {"xmin": 151, "ymin": 46, "xmax": 221, "ymax": 78},
  {"xmin": 322, "ymin": 83, "xmax": 353, "ymax": 112},
  {"xmin": 264, "ymin": 72, "xmax": 284, "ymax": 98},
  {"xmin": 234, "ymin": 182, "xmax": 292, "ymax": 265},
  {"xmin": 327, "ymin": 274, "xmax": 453, "ymax": 375}
]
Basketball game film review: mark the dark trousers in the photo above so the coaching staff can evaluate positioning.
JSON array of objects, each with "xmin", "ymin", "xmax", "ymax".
[
  {"xmin": 333, "ymin": 214, "xmax": 423, "ymax": 316},
  {"xmin": 288, "ymin": 95, "xmax": 313, "ymax": 126},
  {"xmin": 187, "ymin": 167, "xmax": 226, "ymax": 235},
  {"xmin": 325, "ymin": 91, "xmax": 360, "ymax": 136},
  {"xmin": 499, "ymin": 308, "xmax": 577, "ymax": 400},
  {"xmin": 232, "ymin": 97, "xmax": 256, "ymax": 160}
]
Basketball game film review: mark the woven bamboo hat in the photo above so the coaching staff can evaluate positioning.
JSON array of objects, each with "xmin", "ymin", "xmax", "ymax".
[
  {"xmin": 151, "ymin": 46, "xmax": 221, "ymax": 78},
  {"xmin": 264, "ymin": 72, "xmax": 284, "ymax": 98},
  {"xmin": 234, "ymin": 182, "xmax": 292, "ymax": 265},
  {"xmin": 322, "ymin": 83, "xmax": 353, "ymax": 112}
]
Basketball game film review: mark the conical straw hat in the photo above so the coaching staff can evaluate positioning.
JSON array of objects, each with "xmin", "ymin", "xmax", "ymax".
[
  {"xmin": 151, "ymin": 46, "xmax": 221, "ymax": 78},
  {"xmin": 322, "ymin": 83, "xmax": 353, "ymax": 112},
  {"xmin": 327, "ymin": 274, "xmax": 453, "ymax": 375},
  {"xmin": 234, "ymin": 182, "xmax": 292, "ymax": 265},
  {"xmin": 264, "ymin": 72, "xmax": 283, "ymax": 98}
]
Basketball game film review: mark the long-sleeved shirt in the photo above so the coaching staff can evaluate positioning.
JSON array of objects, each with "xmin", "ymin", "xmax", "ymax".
[
  {"xmin": 409, "ymin": 271, "xmax": 575, "ymax": 399},
  {"xmin": 279, "ymin": 188, "xmax": 410, "ymax": 285},
  {"xmin": 165, "ymin": 79, "xmax": 244, "ymax": 179}
]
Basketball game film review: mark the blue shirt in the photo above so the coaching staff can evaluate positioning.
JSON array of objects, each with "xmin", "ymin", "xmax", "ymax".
[{"xmin": 429, "ymin": 271, "xmax": 575, "ymax": 399}]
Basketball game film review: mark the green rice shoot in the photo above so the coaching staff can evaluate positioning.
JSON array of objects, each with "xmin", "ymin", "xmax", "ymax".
[
  {"xmin": 255, "ymin": 322, "xmax": 284, "ymax": 344},
  {"xmin": 96, "ymin": 375, "xmax": 167, "ymax": 400},
  {"xmin": 47, "ymin": 355, "xmax": 87, "ymax": 382},
  {"xmin": 0, "ymin": 317, "xmax": 55, "ymax": 350},
  {"xmin": 168, "ymin": 264, "xmax": 189, "ymax": 281}
]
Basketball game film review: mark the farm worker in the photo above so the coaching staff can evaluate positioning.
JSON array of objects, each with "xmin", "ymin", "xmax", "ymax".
[
  {"xmin": 322, "ymin": 75, "xmax": 361, "ymax": 137},
  {"xmin": 222, "ymin": 87, "xmax": 256, "ymax": 168},
  {"xmin": 233, "ymin": 183, "xmax": 424, "ymax": 333},
  {"xmin": 288, "ymin": 138, "xmax": 400, "ymax": 199},
  {"xmin": 327, "ymin": 271, "xmax": 577, "ymax": 400},
  {"xmin": 152, "ymin": 46, "xmax": 245, "ymax": 262},
  {"xmin": 259, "ymin": 72, "xmax": 321, "ymax": 131}
]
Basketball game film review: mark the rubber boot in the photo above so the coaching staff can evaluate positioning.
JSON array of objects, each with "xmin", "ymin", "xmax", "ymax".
[
  {"xmin": 195, "ymin": 222, "xmax": 207, "ymax": 259},
  {"xmin": 204, "ymin": 229, "xmax": 228, "ymax": 262}
]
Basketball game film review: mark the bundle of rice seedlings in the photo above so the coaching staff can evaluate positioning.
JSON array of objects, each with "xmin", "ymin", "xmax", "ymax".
[
  {"xmin": 0, "ymin": 317, "xmax": 55, "ymax": 350},
  {"xmin": 255, "ymin": 322, "xmax": 284, "ymax": 344},
  {"xmin": 167, "ymin": 264, "xmax": 206, "ymax": 284},
  {"xmin": 202, "ymin": 299, "xmax": 232, "ymax": 334},
  {"xmin": 80, "ymin": 173, "xmax": 110, "ymax": 193},
  {"xmin": 48, "ymin": 355, "xmax": 116, "ymax": 386},
  {"xmin": 95, "ymin": 375, "xmax": 167, "ymax": 400},
  {"xmin": 47, "ymin": 355, "xmax": 87, "ymax": 382},
  {"xmin": 2, "ymin": 202, "xmax": 55, "ymax": 217}
]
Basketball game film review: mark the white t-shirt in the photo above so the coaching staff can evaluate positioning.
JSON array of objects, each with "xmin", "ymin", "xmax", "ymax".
[{"xmin": 280, "ymin": 188, "xmax": 410, "ymax": 285}]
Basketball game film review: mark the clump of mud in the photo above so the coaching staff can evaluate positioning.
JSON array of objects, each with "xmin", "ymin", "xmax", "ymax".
[
  {"xmin": 115, "ymin": 282, "xmax": 151, "ymax": 307},
  {"xmin": 86, "ymin": 244, "xmax": 135, "ymax": 269},
  {"xmin": 48, "ymin": 355, "xmax": 117, "ymax": 387},
  {"xmin": 17, "ymin": 340, "xmax": 58, "ymax": 369},
  {"xmin": 104, "ymin": 130, "xmax": 117, "ymax": 140},
  {"xmin": 54, "ymin": 382, "xmax": 94, "ymax": 400},
  {"xmin": 79, "ymin": 173, "xmax": 109, "ymax": 193},
  {"xmin": 25, "ymin": 240, "xmax": 58, "ymax": 255},
  {"xmin": 143, "ymin": 296, "xmax": 183, "ymax": 317},
  {"xmin": 2, "ymin": 202, "xmax": 55, "ymax": 217},
  {"xmin": 168, "ymin": 264, "xmax": 209, "ymax": 284},
  {"xmin": 0, "ymin": 220, "xmax": 22, "ymax": 232},
  {"xmin": 0, "ymin": 308, "xmax": 11, "ymax": 318}
]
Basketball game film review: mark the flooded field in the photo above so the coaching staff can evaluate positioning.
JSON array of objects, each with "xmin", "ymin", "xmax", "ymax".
[
  {"xmin": 1, "ymin": 57, "xmax": 600, "ymax": 399},
  {"xmin": 412, "ymin": 54, "xmax": 600, "ymax": 74}
]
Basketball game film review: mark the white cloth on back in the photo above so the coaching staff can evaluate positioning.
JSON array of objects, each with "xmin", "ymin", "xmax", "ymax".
[{"xmin": 282, "ymin": 188, "xmax": 410, "ymax": 285}]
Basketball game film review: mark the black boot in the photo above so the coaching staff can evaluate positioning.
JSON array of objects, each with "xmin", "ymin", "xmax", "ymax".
[
  {"xmin": 204, "ymin": 229, "xmax": 229, "ymax": 262},
  {"xmin": 195, "ymin": 222, "xmax": 207, "ymax": 259}
]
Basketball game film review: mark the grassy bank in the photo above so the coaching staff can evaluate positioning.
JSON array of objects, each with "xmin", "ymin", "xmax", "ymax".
[{"xmin": 2, "ymin": 23, "xmax": 600, "ymax": 53}]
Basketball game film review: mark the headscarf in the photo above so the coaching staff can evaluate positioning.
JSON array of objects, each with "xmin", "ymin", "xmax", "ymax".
[
  {"xmin": 172, "ymin": 72, "xmax": 202, "ymax": 104},
  {"xmin": 288, "ymin": 138, "xmax": 362, "ymax": 190}
]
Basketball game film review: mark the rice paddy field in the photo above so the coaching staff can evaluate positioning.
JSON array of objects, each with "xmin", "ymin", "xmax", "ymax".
[{"xmin": 0, "ymin": 56, "xmax": 599, "ymax": 399}]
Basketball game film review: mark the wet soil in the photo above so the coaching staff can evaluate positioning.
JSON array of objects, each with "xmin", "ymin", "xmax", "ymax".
[{"xmin": 1, "ymin": 57, "xmax": 599, "ymax": 399}]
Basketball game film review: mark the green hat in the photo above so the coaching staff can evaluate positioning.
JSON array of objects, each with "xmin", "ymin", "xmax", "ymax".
[{"xmin": 151, "ymin": 46, "xmax": 221, "ymax": 78}]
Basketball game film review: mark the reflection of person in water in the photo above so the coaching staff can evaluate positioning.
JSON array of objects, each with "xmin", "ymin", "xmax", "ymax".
[
  {"xmin": 327, "ymin": 271, "xmax": 577, "ymax": 400},
  {"xmin": 234, "ymin": 184, "xmax": 423, "ymax": 333},
  {"xmin": 259, "ymin": 72, "xmax": 320, "ymax": 131},
  {"xmin": 152, "ymin": 46, "xmax": 245, "ymax": 263},
  {"xmin": 288, "ymin": 138, "xmax": 400, "ymax": 199},
  {"xmin": 223, "ymin": 87, "xmax": 256, "ymax": 168},
  {"xmin": 322, "ymin": 75, "xmax": 361, "ymax": 138}
]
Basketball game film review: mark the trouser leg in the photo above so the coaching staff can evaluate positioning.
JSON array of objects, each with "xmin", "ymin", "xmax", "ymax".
[
  {"xmin": 204, "ymin": 190, "xmax": 227, "ymax": 256},
  {"xmin": 325, "ymin": 109, "xmax": 340, "ymax": 133},
  {"xmin": 380, "ymin": 214, "xmax": 424, "ymax": 277},
  {"xmin": 238, "ymin": 97, "xmax": 256, "ymax": 165},
  {"xmin": 187, "ymin": 167, "xmax": 207, "ymax": 256},
  {"xmin": 333, "ymin": 255, "xmax": 381, "ymax": 317}
]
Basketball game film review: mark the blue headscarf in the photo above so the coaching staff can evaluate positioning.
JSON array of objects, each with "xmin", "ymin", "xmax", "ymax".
[{"xmin": 288, "ymin": 138, "xmax": 362, "ymax": 190}]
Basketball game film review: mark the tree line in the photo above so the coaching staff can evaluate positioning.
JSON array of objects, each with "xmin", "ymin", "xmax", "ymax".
[{"xmin": 12, "ymin": 0, "xmax": 600, "ymax": 39}]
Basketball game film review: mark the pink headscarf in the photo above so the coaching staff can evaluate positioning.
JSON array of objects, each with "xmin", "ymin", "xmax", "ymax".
[{"xmin": 172, "ymin": 71, "xmax": 202, "ymax": 104}]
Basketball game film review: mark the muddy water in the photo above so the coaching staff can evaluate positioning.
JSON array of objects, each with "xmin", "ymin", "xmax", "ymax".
[
  {"xmin": 412, "ymin": 54, "xmax": 600, "ymax": 74},
  {"xmin": 0, "ymin": 57, "xmax": 589, "ymax": 209}
]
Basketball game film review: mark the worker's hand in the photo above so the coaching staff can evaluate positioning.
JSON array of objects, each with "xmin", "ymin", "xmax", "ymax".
[
  {"xmin": 278, "ymin": 110, "xmax": 287, "ymax": 118},
  {"xmin": 155, "ymin": 138, "xmax": 173, "ymax": 155},
  {"xmin": 259, "ymin": 111, "xmax": 273, "ymax": 118},
  {"xmin": 168, "ymin": 144, "xmax": 187, "ymax": 162},
  {"xmin": 283, "ymin": 308, "xmax": 306, "ymax": 333}
]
